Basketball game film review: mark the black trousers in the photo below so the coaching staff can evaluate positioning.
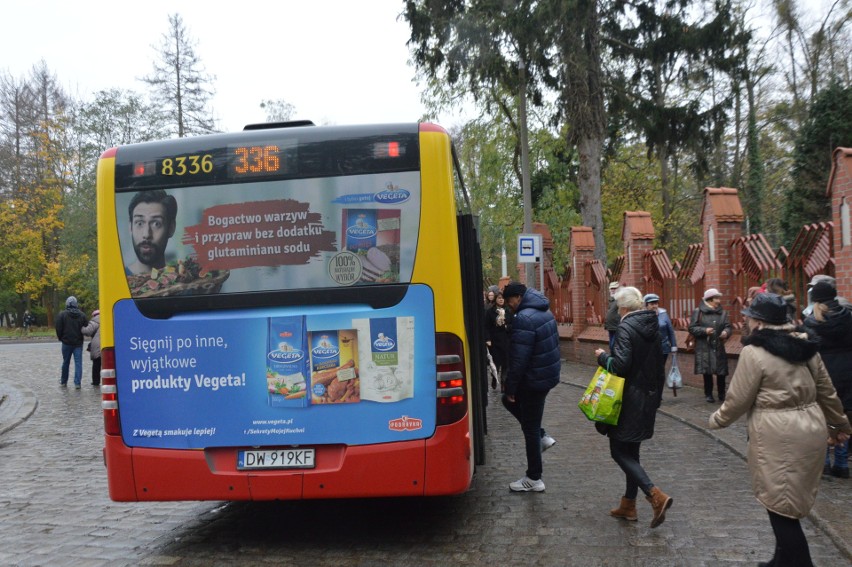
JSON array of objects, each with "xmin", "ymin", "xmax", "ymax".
[
  {"xmin": 765, "ymin": 510, "xmax": 813, "ymax": 566},
  {"xmin": 703, "ymin": 374, "xmax": 726, "ymax": 398},
  {"xmin": 91, "ymin": 356, "xmax": 101, "ymax": 386},
  {"xmin": 502, "ymin": 388, "xmax": 548, "ymax": 481},
  {"xmin": 609, "ymin": 438, "xmax": 653, "ymax": 499}
]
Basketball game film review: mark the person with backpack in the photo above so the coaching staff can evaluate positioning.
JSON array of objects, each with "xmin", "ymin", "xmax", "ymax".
[{"xmin": 55, "ymin": 296, "xmax": 88, "ymax": 389}]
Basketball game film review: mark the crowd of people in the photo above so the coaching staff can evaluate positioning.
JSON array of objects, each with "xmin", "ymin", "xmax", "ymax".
[{"xmin": 486, "ymin": 275, "xmax": 852, "ymax": 564}]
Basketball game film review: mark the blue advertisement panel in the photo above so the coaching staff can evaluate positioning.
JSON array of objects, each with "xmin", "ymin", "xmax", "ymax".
[{"xmin": 114, "ymin": 285, "xmax": 436, "ymax": 449}]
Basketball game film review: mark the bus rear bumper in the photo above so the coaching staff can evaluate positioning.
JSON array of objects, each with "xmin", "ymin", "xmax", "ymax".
[{"xmin": 103, "ymin": 417, "xmax": 473, "ymax": 501}]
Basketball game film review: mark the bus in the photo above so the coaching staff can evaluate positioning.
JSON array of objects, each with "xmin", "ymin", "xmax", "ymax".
[{"xmin": 96, "ymin": 122, "xmax": 488, "ymax": 501}]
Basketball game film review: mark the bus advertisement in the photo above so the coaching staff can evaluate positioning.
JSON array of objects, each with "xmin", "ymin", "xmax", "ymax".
[{"xmin": 96, "ymin": 123, "xmax": 488, "ymax": 501}]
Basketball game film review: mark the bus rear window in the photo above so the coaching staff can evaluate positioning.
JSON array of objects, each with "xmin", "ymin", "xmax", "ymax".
[{"xmin": 114, "ymin": 129, "xmax": 421, "ymax": 302}]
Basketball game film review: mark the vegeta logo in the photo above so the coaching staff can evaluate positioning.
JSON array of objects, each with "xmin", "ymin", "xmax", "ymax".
[
  {"xmin": 267, "ymin": 345, "xmax": 305, "ymax": 364},
  {"xmin": 374, "ymin": 183, "xmax": 410, "ymax": 204},
  {"xmin": 346, "ymin": 214, "xmax": 377, "ymax": 240},
  {"xmin": 373, "ymin": 332, "xmax": 396, "ymax": 351},
  {"xmin": 312, "ymin": 335, "xmax": 339, "ymax": 359}
]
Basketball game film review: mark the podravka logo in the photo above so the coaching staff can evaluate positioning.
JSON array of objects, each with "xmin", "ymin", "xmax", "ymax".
[{"xmin": 388, "ymin": 415, "xmax": 423, "ymax": 431}]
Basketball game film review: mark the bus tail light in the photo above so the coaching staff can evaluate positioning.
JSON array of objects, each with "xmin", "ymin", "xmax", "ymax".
[
  {"xmin": 435, "ymin": 333, "xmax": 467, "ymax": 425},
  {"xmin": 100, "ymin": 347, "xmax": 121, "ymax": 435}
]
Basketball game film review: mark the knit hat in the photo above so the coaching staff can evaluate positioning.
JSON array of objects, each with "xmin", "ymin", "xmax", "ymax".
[
  {"xmin": 703, "ymin": 288, "xmax": 721, "ymax": 301},
  {"xmin": 810, "ymin": 281, "xmax": 837, "ymax": 304},
  {"xmin": 643, "ymin": 293, "xmax": 660, "ymax": 304},
  {"xmin": 808, "ymin": 274, "xmax": 836, "ymax": 288},
  {"xmin": 742, "ymin": 293, "xmax": 787, "ymax": 325},
  {"xmin": 609, "ymin": 281, "xmax": 620, "ymax": 290},
  {"xmin": 66, "ymin": 296, "xmax": 78, "ymax": 308},
  {"xmin": 503, "ymin": 282, "xmax": 527, "ymax": 299}
]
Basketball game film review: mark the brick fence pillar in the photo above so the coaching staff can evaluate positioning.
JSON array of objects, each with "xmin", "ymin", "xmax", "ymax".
[
  {"xmin": 570, "ymin": 227, "xmax": 595, "ymax": 336},
  {"xmin": 829, "ymin": 148, "xmax": 852, "ymax": 300},
  {"xmin": 701, "ymin": 188, "xmax": 743, "ymax": 301},
  {"xmin": 622, "ymin": 211, "xmax": 655, "ymax": 289}
]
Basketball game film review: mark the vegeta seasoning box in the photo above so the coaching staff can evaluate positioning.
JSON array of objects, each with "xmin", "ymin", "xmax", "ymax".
[
  {"xmin": 309, "ymin": 329, "xmax": 360, "ymax": 404},
  {"xmin": 267, "ymin": 316, "xmax": 309, "ymax": 407},
  {"xmin": 341, "ymin": 209, "xmax": 378, "ymax": 252}
]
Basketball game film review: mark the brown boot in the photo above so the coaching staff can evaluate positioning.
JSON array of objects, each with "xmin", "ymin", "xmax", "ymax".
[
  {"xmin": 609, "ymin": 497, "xmax": 637, "ymax": 521},
  {"xmin": 646, "ymin": 487, "xmax": 673, "ymax": 528}
]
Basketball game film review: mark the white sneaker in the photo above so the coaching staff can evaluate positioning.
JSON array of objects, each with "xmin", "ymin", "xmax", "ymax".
[
  {"xmin": 509, "ymin": 476, "xmax": 545, "ymax": 492},
  {"xmin": 541, "ymin": 435, "xmax": 556, "ymax": 453}
]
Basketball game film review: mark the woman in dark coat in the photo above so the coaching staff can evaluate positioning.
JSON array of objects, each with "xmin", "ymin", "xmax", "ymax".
[
  {"xmin": 803, "ymin": 281, "xmax": 852, "ymax": 478},
  {"xmin": 594, "ymin": 286, "xmax": 671, "ymax": 528},
  {"xmin": 689, "ymin": 288, "xmax": 732, "ymax": 403},
  {"xmin": 485, "ymin": 293, "xmax": 513, "ymax": 391}
]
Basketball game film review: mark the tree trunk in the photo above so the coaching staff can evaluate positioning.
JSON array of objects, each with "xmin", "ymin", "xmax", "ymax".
[
  {"xmin": 562, "ymin": 0, "xmax": 606, "ymax": 262},
  {"xmin": 659, "ymin": 144, "xmax": 672, "ymax": 250},
  {"xmin": 577, "ymin": 135, "xmax": 606, "ymax": 261}
]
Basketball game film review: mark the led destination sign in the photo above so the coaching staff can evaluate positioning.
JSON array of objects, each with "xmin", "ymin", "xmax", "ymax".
[{"xmin": 112, "ymin": 126, "xmax": 420, "ymax": 192}]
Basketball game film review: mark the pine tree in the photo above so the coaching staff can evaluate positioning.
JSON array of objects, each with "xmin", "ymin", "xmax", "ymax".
[
  {"xmin": 142, "ymin": 13, "xmax": 216, "ymax": 137},
  {"xmin": 781, "ymin": 82, "xmax": 852, "ymax": 243}
]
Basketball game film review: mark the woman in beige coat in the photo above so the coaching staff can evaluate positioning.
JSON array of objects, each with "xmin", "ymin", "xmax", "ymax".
[{"xmin": 709, "ymin": 293, "xmax": 851, "ymax": 567}]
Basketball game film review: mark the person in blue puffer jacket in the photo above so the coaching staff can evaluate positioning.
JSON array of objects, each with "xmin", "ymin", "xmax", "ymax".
[{"xmin": 501, "ymin": 282, "xmax": 561, "ymax": 493}]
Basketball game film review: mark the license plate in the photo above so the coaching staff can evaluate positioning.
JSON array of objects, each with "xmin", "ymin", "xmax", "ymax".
[{"xmin": 237, "ymin": 448, "xmax": 315, "ymax": 470}]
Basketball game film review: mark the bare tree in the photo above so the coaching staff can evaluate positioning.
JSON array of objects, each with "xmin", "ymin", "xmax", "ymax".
[
  {"xmin": 259, "ymin": 99, "xmax": 296, "ymax": 123},
  {"xmin": 142, "ymin": 13, "xmax": 216, "ymax": 137}
]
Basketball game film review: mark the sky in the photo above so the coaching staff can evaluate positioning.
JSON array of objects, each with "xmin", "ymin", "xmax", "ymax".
[
  {"xmin": 0, "ymin": 0, "xmax": 466, "ymax": 133},
  {"xmin": 2, "ymin": 0, "xmax": 835, "ymax": 135}
]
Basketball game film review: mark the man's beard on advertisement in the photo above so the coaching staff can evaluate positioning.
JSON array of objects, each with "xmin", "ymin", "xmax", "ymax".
[{"xmin": 134, "ymin": 240, "xmax": 164, "ymax": 266}]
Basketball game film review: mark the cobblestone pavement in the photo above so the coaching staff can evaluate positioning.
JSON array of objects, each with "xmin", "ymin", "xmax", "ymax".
[{"xmin": 0, "ymin": 342, "xmax": 850, "ymax": 566}]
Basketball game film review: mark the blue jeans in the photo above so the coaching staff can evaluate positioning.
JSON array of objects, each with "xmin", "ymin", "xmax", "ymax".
[
  {"xmin": 60, "ymin": 343, "xmax": 83, "ymax": 386},
  {"xmin": 826, "ymin": 438, "xmax": 849, "ymax": 469},
  {"xmin": 502, "ymin": 388, "xmax": 549, "ymax": 481}
]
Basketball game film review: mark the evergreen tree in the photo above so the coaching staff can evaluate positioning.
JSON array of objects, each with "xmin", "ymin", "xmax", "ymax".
[
  {"xmin": 781, "ymin": 82, "xmax": 852, "ymax": 243},
  {"xmin": 404, "ymin": 0, "xmax": 608, "ymax": 261},
  {"xmin": 602, "ymin": 0, "xmax": 747, "ymax": 248},
  {"xmin": 142, "ymin": 13, "xmax": 216, "ymax": 137}
]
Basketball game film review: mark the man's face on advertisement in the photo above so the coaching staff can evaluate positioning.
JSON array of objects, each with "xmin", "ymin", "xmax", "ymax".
[{"xmin": 131, "ymin": 202, "xmax": 174, "ymax": 270}]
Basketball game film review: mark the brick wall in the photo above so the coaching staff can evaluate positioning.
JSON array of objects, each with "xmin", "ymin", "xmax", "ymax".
[{"xmin": 831, "ymin": 149, "xmax": 852, "ymax": 300}]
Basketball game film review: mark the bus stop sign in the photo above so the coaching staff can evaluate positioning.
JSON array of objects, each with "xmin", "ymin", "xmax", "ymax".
[{"xmin": 517, "ymin": 233, "xmax": 541, "ymax": 264}]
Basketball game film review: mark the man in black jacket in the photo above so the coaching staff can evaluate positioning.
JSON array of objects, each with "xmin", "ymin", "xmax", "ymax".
[
  {"xmin": 55, "ymin": 296, "xmax": 88, "ymax": 389},
  {"xmin": 501, "ymin": 282, "xmax": 561, "ymax": 492}
]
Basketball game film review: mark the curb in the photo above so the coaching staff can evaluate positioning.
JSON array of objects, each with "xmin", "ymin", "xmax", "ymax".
[{"xmin": 0, "ymin": 379, "xmax": 38, "ymax": 436}]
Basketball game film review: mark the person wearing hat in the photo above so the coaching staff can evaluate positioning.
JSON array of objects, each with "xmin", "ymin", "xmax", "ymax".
[
  {"xmin": 803, "ymin": 274, "xmax": 836, "ymax": 316},
  {"xmin": 803, "ymin": 281, "xmax": 852, "ymax": 478},
  {"xmin": 688, "ymin": 288, "xmax": 732, "ymax": 402},
  {"xmin": 82, "ymin": 309, "xmax": 102, "ymax": 387},
  {"xmin": 500, "ymin": 281, "xmax": 560, "ymax": 492},
  {"xmin": 643, "ymin": 293, "xmax": 677, "ymax": 365},
  {"xmin": 55, "ymin": 296, "xmax": 89, "ymax": 389},
  {"xmin": 709, "ymin": 293, "xmax": 851, "ymax": 566},
  {"xmin": 763, "ymin": 278, "xmax": 797, "ymax": 323},
  {"xmin": 604, "ymin": 282, "xmax": 621, "ymax": 349}
]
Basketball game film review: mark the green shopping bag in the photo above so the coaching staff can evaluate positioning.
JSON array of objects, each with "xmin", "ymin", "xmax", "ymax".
[{"xmin": 578, "ymin": 361, "xmax": 625, "ymax": 425}]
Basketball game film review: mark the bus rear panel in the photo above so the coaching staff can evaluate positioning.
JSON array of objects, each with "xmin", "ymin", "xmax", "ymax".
[{"xmin": 96, "ymin": 123, "xmax": 482, "ymax": 501}]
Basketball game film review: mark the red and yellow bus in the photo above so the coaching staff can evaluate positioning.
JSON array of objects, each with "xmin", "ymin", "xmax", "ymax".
[{"xmin": 96, "ymin": 122, "xmax": 488, "ymax": 501}]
